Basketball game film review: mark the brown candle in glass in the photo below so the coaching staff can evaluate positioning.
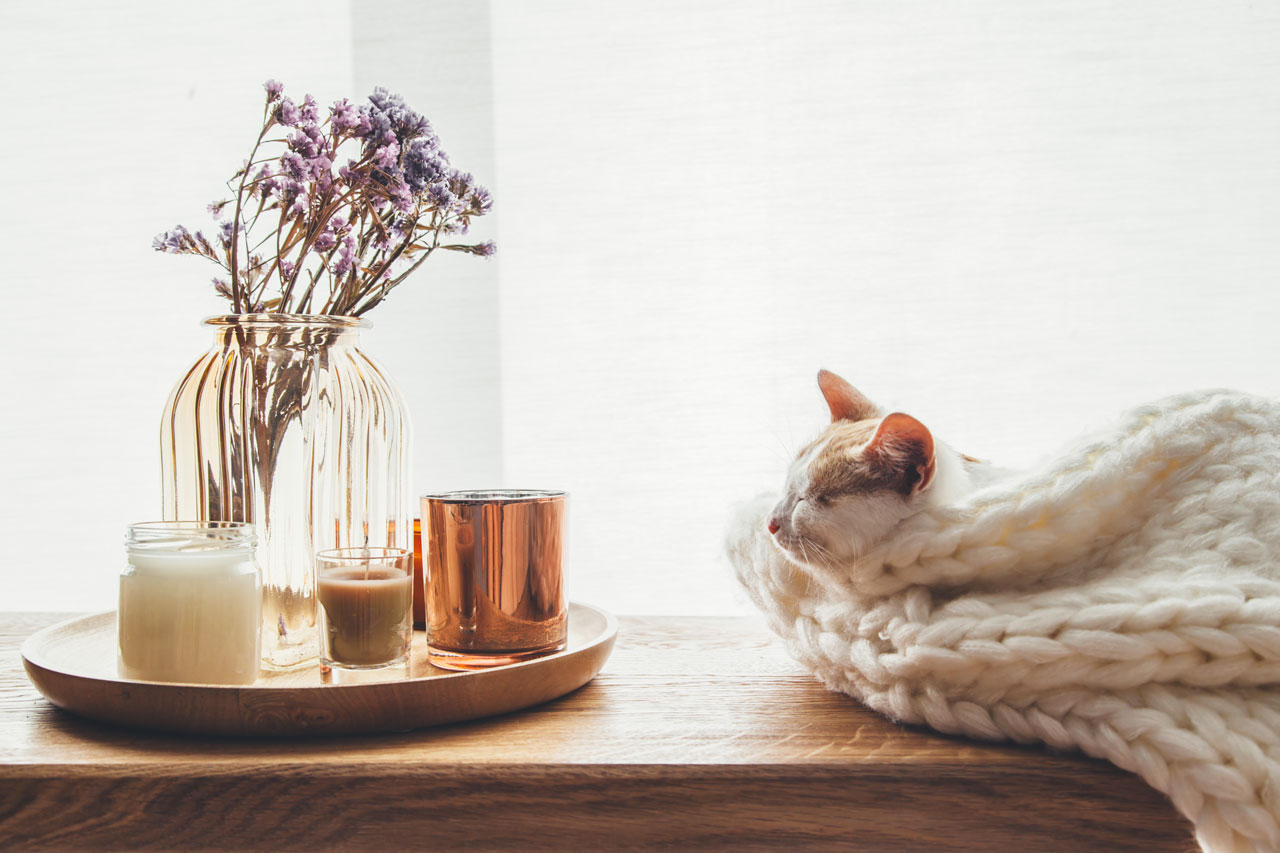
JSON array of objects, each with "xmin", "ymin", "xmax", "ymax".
[{"xmin": 315, "ymin": 549, "xmax": 413, "ymax": 669}]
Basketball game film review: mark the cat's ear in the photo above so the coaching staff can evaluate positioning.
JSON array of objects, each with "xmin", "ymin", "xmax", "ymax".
[
  {"xmin": 817, "ymin": 369, "xmax": 880, "ymax": 423},
  {"xmin": 866, "ymin": 412, "xmax": 936, "ymax": 494}
]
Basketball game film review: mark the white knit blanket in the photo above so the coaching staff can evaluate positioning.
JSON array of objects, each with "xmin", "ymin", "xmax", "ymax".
[{"xmin": 727, "ymin": 391, "xmax": 1280, "ymax": 852}]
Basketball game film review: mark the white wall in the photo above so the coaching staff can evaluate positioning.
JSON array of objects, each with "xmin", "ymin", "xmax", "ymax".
[
  {"xmin": 0, "ymin": 1, "xmax": 354, "ymax": 611},
  {"xmin": 351, "ymin": 0, "xmax": 505, "ymax": 493},
  {"xmin": 489, "ymin": 0, "xmax": 1280, "ymax": 613},
  {"xmin": 3, "ymin": 1, "xmax": 1279, "ymax": 614}
]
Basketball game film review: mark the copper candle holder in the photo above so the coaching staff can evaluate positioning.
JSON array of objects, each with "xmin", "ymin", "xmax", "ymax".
[{"xmin": 420, "ymin": 490, "xmax": 567, "ymax": 670}]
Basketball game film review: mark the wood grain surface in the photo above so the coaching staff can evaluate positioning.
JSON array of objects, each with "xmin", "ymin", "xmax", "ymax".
[{"xmin": 0, "ymin": 612, "xmax": 1194, "ymax": 851}]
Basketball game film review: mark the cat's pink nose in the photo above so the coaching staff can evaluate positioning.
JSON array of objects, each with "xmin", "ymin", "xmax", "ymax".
[{"xmin": 767, "ymin": 518, "xmax": 780, "ymax": 534}]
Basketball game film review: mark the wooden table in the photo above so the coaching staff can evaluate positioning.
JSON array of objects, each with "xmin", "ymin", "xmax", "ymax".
[{"xmin": 0, "ymin": 612, "xmax": 1192, "ymax": 851}]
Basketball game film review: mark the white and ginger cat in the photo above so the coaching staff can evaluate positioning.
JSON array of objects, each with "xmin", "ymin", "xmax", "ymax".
[{"xmin": 767, "ymin": 369, "xmax": 983, "ymax": 569}]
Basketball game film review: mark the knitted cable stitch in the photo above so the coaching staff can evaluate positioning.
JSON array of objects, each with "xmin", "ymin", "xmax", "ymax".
[{"xmin": 727, "ymin": 391, "xmax": 1280, "ymax": 853}]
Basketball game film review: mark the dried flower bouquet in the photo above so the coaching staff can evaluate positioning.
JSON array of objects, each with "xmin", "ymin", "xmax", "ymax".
[{"xmin": 154, "ymin": 80, "xmax": 494, "ymax": 316}]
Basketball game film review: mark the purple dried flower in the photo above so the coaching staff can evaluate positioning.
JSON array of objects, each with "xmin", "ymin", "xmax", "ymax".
[
  {"xmin": 153, "ymin": 226, "xmax": 193, "ymax": 253},
  {"xmin": 281, "ymin": 151, "xmax": 307, "ymax": 181},
  {"xmin": 247, "ymin": 165, "xmax": 273, "ymax": 198},
  {"xmin": 404, "ymin": 139, "xmax": 448, "ymax": 193},
  {"xmin": 300, "ymin": 94, "xmax": 319, "ymax": 125},
  {"xmin": 279, "ymin": 259, "xmax": 295, "ymax": 279},
  {"xmin": 309, "ymin": 155, "xmax": 333, "ymax": 179},
  {"xmin": 359, "ymin": 106, "xmax": 392, "ymax": 146},
  {"xmin": 314, "ymin": 231, "xmax": 337, "ymax": 252},
  {"xmin": 287, "ymin": 196, "xmax": 307, "ymax": 218},
  {"xmin": 218, "ymin": 220, "xmax": 236, "ymax": 249},
  {"xmin": 467, "ymin": 185, "xmax": 493, "ymax": 215},
  {"xmin": 276, "ymin": 97, "xmax": 301, "ymax": 127},
  {"xmin": 338, "ymin": 160, "xmax": 366, "ymax": 189},
  {"xmin": 390, "ymin": 182, "xmax": 414, "ymax": 213},
  {"xmin": 374, "ymin": 142, "xmax": 399, "ymax": 170},
  {"xmin": 264, "ymin": 79, "xmax": 284, "ymax": 99},
  {"xmin": 332, "ymin": 234, "xmax": 356, "ymax": 276},
  {"xmin": 449, "ymin": 170, "xmax": 473, "ymax": 192},
  {"xmin": 366, "ymin": 88, "xmax": 433, "ymax": 141},
  {"xmin": 426, "ymin": 184, "xmax": 456, "ymax": 211},
  {"xmin": 474, "ymin": 241, "xmax": 496, "ymax": 257},
  {"xmin": 330, "ymin": 99, "xmax": 364, "ymax": 134},
  {"xmin": 289, "ymin": 130, "xmax": 319, "ymax": 159},
  {"xmin": 213, "ymin": 277, "xmax": 233, "ymax": 299}
]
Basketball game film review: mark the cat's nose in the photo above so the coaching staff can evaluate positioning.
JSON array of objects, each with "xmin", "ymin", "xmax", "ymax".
[{"xmin": 767, "ymin": 518, "xmax": 780, "ymax": 535}]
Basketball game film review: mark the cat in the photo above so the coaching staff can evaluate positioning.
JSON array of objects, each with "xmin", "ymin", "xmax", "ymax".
[{"xmin": 767, "ymin": 370, "xmax": 983, "ymax": 569}]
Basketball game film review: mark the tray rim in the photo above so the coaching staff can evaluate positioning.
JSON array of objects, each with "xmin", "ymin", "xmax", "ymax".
[
  {"xmin": 20, "ymin": 602, "xmax": 618, "ymax": 737},
  {"xmin": 22, "ymin": 600, "xmax": 616, "ymax": 692}
]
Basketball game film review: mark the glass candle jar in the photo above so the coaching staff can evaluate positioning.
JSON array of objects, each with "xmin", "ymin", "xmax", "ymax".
[
  {"xmin": 118, "ymin": 521, "xmax": 261, "ymax": 685},
  {"xmin": 316, "ymin": 547, "xmax": 414, "ymax": 670}
]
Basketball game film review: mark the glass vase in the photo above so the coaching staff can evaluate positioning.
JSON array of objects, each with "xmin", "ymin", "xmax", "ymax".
[{"xmin": 160, "ymin": 314, "xmax": 413, "ymax": 670}]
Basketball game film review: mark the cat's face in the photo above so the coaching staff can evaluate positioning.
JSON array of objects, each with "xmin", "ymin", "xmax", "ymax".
[{"xmin": 768, "ymin": 370, "xmax": 937, "ymax": 569}]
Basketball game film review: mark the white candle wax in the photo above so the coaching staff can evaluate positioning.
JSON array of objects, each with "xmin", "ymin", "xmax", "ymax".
[{"xmin": 118, "ymin": 546, "xmax": 261, "ymax": 685}]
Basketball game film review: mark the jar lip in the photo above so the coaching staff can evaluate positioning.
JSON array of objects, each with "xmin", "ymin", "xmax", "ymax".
[
  {"xmin": 420, "ymin": 489, "xmax": 568, "ymax": 504},
  {"xmin": 127, "ymin": 521, "xmax": 257, "ymax": 547},
  {"xmin": 316, "ymin": 546, "xmax": 413, "ymax": 562},
  {"xmin": 202, "ymin": 313, "xmax": 370, "ymax": 331}
]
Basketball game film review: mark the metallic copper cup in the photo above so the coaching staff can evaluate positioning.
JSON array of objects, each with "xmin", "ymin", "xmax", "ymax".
[{"xmin": 420, "ymin": 490, "xmax": 568, "ymax": 670}]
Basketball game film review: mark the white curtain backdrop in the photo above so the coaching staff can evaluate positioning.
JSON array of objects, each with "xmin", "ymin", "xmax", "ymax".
[{"xmin": 3, "ymin": 0, "xmax": 1278, "ymax": 613}]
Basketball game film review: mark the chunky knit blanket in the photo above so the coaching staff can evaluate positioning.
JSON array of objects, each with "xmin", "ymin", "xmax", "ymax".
[{"xmin": 727, "ymin": 391, "xmax": 1280, "ymax": 852}]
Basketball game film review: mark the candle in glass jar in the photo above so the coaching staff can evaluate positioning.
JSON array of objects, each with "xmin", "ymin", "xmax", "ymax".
[
  {"xmin": 316, "ymin": 549, "xmax": 413, "ymax": 669},
  {"xmin": 118, "ymin": 522, "xmax": 261, "ymax": 685}
]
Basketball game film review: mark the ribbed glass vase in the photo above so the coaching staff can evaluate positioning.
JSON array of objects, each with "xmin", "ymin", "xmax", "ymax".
[{"xmin": 160, "ymin": 314, "xmax": 413, "ymax": 670}]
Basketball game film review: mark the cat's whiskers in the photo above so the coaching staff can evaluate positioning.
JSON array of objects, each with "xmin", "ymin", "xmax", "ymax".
[
  {"xmin": 799, "ymin": 537, "xmax": 837, "ymax": 568},
  {"xmin": 807, "ymin": 539, "xmax": 836, "ymax": 562}
]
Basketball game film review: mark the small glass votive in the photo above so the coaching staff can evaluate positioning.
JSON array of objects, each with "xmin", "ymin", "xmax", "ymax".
[
  {"xmin": 118, "ymin": 521, "xmax": 261, "ymax": 685},
  {"xmin": 421, "ymin": 490, "xmax": 568, "ymax": 670},
  {"xmin": 315, "ymin": 547, "xmax": 414, "ymax": 670}
]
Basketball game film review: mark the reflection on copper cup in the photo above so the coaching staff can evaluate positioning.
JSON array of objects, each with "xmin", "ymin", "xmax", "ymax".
[{"xmin": 420, "ymin": 490, "xmax": 567, "ymax": 670}]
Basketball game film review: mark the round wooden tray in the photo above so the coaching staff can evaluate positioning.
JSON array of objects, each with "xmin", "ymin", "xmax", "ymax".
[{"xmin": 22, "ymin": 602, "xmax": 617, "ymax": 737}]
